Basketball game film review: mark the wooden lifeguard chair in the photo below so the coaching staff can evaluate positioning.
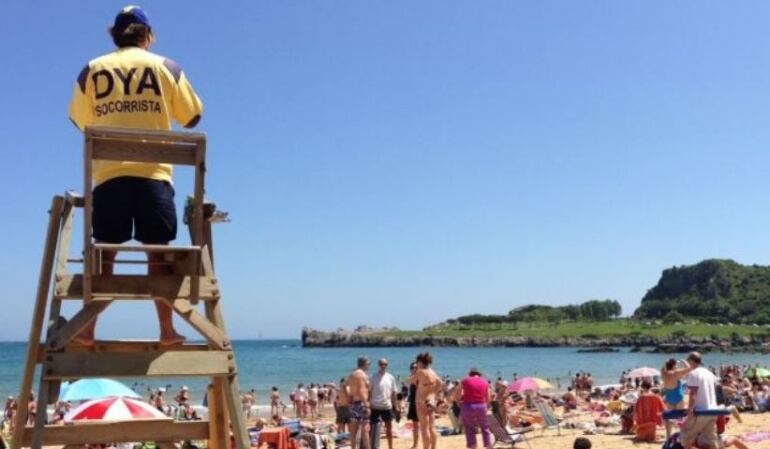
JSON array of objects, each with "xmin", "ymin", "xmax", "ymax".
[{"xmin": 12, "ymin": 126, "xmax": 249, "ymax": 449}]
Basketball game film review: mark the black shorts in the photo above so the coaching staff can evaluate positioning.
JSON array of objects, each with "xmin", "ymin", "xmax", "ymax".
[
  {"xmin": 93, "ymin": 176, "xmax": 177, "ymax": 244},
  {"xmin": 370, "ymin": 408, "xmax": 394, "ymax": 423},
  {"xmin": 335, "ymin": 405, "xmax": 351, "ymax": 424}
]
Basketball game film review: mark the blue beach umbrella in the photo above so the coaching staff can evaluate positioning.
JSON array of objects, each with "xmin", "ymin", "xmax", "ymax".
[{"xmin": 60, "ymin": 378, "xmax": 141, "ymax": 402}]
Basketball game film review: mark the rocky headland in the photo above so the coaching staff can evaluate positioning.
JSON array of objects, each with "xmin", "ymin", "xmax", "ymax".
[{"xmin": 301, "ymin": 327, "xmax": 770, "ymax": 353}]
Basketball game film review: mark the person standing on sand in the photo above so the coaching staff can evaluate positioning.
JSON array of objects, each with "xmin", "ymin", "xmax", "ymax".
[
  {"xmin": 661, "ymin": 358, "xmax": 693, "ymax": 438},
  {"xmin": 458, "ymin": 367, "xmax": 493, "ymax": 449},
  {"xmin": 308, "ymin": 384, "xmax": 319, "ymax": 419},
  {"xmin": 154, "ymin": 388, "xmax": 166, "ymax": 414},
  {"xmin": 415, "ymin": 352, "xmax": 443, "ymax": 449},
  {"xmin": 493, "ymin": 380, "xmax": 509, "ymax": 425},
  {"xmin": 682, "ymin": 352, "xmax": 719, "ymax": 449},
  {"xmin": 406, "ymin": 363, "xmax": 420, "ymax": 449},
  {"xmin": 4, "ymin": 396, "xmax": 16, "ymax": 429},
  {"xmin": 242, "ymin": 389, "xmax": 255, "ymax": 419},
  {"xmin": 68, "ymin": 5, "xmax": 202, "ymax": 346},
  {"xmin": 370, "ymin": 358, "xmax": 399, "ymax": 449},
  {"xmin": 270, "ymin": 387, "xmax": 282, "ymax": 417},
  {"xmin": 293, "ymin": 383, "xmax": 307, "ymax": 418},
  {"xmin": 346, "ymin": 357, "xmax": 372, "ymax": 449},
  {"xmin": 335, "ymin": 377, "xmax": 351, "ymax": 433}
]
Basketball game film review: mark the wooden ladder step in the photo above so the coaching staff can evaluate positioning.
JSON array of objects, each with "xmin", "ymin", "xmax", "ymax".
[
  {"xmin": 55, "ymin": 274, "xmax": 219, "ymax": 300},
  {"xmin": 93, "ymin": 243, "xmax": 202, "ymax": 253},
  {"xmin": 39, "ymin": 340, "xmax": 211, "ymax": 357},
  {"xmin": 20, "ymin": 420, "xmax": 209, "ymax": 446},
  {"xmin": 42, "ymin": 349, "xmax": 235, "ymax": 379}
]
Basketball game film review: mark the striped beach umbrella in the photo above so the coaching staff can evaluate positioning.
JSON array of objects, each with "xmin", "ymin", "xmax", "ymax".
[{"xmin": 64, "ymin": 396, "xmax": 169, "ymax": 422}]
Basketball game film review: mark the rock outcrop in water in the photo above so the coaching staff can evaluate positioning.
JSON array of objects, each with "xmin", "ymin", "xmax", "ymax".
[{"xmin": 301, "ymin": 327, "xmax": 770, "ymax": 353}]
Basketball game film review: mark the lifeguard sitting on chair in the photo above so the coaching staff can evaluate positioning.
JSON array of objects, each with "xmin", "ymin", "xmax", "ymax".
[{"xmin": 68, "ymin": 5, "xmax": 203, "ymax": 346}]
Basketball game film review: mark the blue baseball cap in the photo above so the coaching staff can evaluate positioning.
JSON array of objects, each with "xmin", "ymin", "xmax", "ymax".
[{"xmin": 113, "ymin": 5, "xmax": 150, "ymax": 34}]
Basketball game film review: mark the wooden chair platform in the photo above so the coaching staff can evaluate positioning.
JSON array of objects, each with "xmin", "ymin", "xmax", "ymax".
[{"xmin": 12, "ymin": 127, "xmax": 249, "ymax": 449}]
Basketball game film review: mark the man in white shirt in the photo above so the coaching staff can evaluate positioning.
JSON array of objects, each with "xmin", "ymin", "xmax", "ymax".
[
  {"xmin": 682, "ymin": 352, "xmax": 719, "ymax": 449},
  {"xmin": 369, "ymin": 358, "xmax": 398, "ymax": 449}
]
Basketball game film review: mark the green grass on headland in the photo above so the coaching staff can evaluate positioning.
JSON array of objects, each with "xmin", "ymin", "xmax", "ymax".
[{"xmin": 371, "ymin": 319, "xmax": 770, "ymax": 339}]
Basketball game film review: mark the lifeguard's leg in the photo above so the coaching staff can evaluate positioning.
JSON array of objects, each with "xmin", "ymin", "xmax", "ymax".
[
  {"xmin": 75, "ymin": 249, "xmax": 116, "ymax": 345},
  {"xmin": 149, "ymin": 251, "xmax": 185, "ymax": 345}
]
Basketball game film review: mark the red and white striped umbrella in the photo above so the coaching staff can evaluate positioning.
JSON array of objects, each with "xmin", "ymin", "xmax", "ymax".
[{"xmin": 64, "ymin": 396, "xmax": 169, "ymax": 422}]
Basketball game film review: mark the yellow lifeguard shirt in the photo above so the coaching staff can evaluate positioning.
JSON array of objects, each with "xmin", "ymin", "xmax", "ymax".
[{"xmin": 69, "ymin": 47, "xmax": 203, "ymax": 185}]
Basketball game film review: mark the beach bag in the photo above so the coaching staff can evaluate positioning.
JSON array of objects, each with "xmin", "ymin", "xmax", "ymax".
[{"xmin": 662, "ymin": 432, "xmax": 683, "ymax": 449}]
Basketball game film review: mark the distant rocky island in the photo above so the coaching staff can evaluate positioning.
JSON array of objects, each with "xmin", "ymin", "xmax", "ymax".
[
  {"xmin": 301, "ymin": 326, "xmax": 770, "ymax": 353},
  {"xmin": 301, "ymin": 259, "xmax": 770, "ymax": 353}
]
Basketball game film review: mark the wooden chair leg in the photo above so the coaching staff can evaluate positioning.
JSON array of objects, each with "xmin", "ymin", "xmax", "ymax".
[{"xmin": 12, "ymin": 196, "xmax": 64, "ymax": 449}]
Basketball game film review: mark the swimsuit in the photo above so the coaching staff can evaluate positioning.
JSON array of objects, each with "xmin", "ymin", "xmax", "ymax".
[
  {"xmin": 663, "ymin": 379, "xmax": 685, "ymax": 405},
  {"xmin": 349, "ymin": 400, "xmax": 370, "ymax": 423}
]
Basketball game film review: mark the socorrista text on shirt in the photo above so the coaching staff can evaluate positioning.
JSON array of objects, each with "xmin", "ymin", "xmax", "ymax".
[{"xmin": 69, "ymin": 46, "xmax": 203, "ymax": 186}]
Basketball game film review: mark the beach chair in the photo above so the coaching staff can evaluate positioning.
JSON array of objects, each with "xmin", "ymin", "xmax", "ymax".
[
  {"xmin": 12, "ymin": 127, "xmax": 249, "ymax": 449},
  {"xmin": 488, "ymin": 414, "xmax": 532, "ymax": 449},
  {"xmin": 533, "ymin": 399, "xmax": 572, "ymax": 436},
  {"xmin": 281, "ymin": 418, "xmax": 302, "ymax": 436}
]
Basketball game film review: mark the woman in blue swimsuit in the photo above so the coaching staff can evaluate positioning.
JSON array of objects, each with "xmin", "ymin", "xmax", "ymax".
[{"xmin": 661, "ymin": 358, "xmax": 694, "ymax": 438}]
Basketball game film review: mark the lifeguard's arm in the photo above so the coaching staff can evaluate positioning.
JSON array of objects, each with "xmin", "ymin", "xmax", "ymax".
[
  {"xmin": 69, "ymin": 64, "xmax": 94, "ymax": 131},
  {"xmin": 162, "ymin": 59, "xmax": 203, "ymax": 128}
]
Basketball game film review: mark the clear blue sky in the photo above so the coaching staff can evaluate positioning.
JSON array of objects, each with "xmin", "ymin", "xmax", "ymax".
[{"xmin": 2, "ymin": 1, "xmax": 770, "ymax": 340}]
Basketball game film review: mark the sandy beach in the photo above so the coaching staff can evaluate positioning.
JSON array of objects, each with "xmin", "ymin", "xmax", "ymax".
[
  {"xmin": 414, "ymin": 413, "xmax": 770, "ymax": 449},
  {"xmin": 246, "ymin": 403, "xmax": 770, "ymax": 449}
]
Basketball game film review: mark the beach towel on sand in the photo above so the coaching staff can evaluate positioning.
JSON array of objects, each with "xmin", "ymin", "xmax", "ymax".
[{"xmin": 741, "ymin": 431, "xmax": 770, "ymax": 443}]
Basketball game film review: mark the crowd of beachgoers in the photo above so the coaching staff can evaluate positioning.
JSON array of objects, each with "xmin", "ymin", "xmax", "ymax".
[{"xmin": 2, "ymin": 351, "xmax": 770, "ymax": 449}]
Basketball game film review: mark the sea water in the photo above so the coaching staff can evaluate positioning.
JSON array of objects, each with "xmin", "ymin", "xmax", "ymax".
[{"xmin": 1, "ymin": 340, "xmax": 767, "ymax": 406}]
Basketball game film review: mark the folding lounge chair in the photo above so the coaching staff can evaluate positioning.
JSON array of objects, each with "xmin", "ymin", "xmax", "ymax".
[
  {"xmin": 281, "ymin": 418, "xmax": 302, "ymax": 436},
  {"xmin": 534, "ymin": 399, "xmax": 573, "ymax": 436},
  {"xmin": 488, "ymin": 413, "xmax": 532, "ymax": 449}
]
